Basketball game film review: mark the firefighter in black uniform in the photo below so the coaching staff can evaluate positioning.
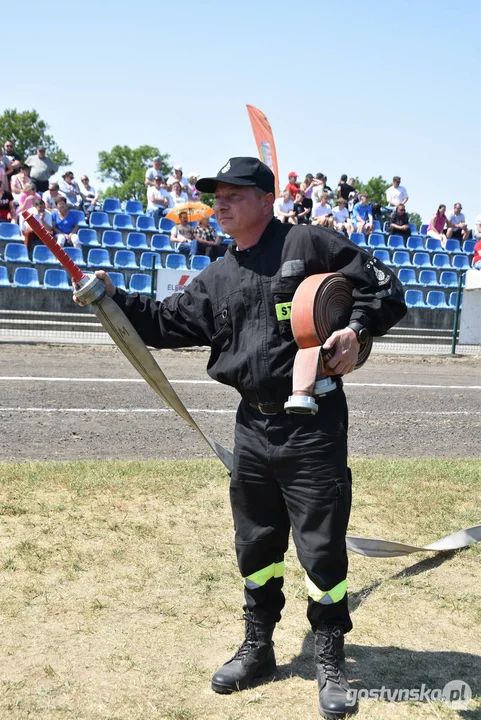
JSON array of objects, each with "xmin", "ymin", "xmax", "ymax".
[{"xmin": 91, "ymin": 158, "xmax": 406, "ymax": 719}]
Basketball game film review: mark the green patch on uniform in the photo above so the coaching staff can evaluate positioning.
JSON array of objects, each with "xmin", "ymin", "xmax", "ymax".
[{"xmin": 275, "ymin": 302, "xmax": 292, "ymax": 321}]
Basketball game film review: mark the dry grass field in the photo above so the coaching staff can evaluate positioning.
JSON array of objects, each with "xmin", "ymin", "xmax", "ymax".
[{"xmin": 1, "ymin": 458, "xmax": 480, "ymax": 719}]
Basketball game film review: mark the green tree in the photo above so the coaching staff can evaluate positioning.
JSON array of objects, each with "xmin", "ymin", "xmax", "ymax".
[
  {"xmin": 0, "ymin": 108, "xmax": 70, "ymax": 167},
  {"xmin": 407, "ymin": 211, "xmax": 422, "ymax": 230},
  {"xmin": 97, "ymin": 145, "xmax": 172, "ymax": 207},
  {"xmin": 355, "ymin": 175, "xmax": 390, "ymax": 206}
]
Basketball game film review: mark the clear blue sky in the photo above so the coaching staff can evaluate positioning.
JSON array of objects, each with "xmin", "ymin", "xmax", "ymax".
[{"xmin": 3, "ymin": 0, "xmax": 480, "ymax": 222}]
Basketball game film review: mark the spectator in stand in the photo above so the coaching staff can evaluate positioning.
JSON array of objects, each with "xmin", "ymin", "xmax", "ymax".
[
  {"xmin": 187, "ymin": 172, "xmax": 201, "ymax": 201},
  {"xmin": 312, "ymin": 174, "xmax": 326, "ymax": 205},
  {"xmin": 17, "ymin": 183, "xmax": 41, "ymax": 214},
  {"xmin": 170, "ymin": 181, "xmax": 189, "ymax": 206},
  {"xmin": 22, "ymin": 198, "xmax": 53, "ymax": 253},
  {"xmin": 0, "ymin": 180, "xmax": 16, "ymax": 223},
  {"xmin": 322, "ymin": 175, "xmax": 334, "ymax": 200},
  {"xmin": 79, "ymin": 174, "xmax": 99, "ymax": 218},
  {"xmin": 145, "ymin": 157, "xmax": 165, "ymax": 187},
  {"xmin": 24, "ymin": 146, "xmax": 58, "ymax": 193},
  {"xmin": 285, "ymin": 171, "xmax": 300, "ymax": 199},
  {"xmin": 293, "ymin": 190, "xmax": 312, "ymax": 224},
  {"xmin": 59, "ymin": 171, "xmax": 82, "ymax": 209},
  {"xmin": 472, "ymin": 239, "xmax": 481, "ymax": 269},
  {"xmin": 388, "ymin": 203, "xmax": 411, "ymax": 241},
  {"xmin": 52, "ymin": 196, "xmax": 80, "ymax": 248},
  {"xmin": 0, "ymin": 155, "xmax": 7, "ymax": 191},
  {"xmin": 147, "ymin": 175, "xmax": 173, "ymax": 224},
  {"xmin": 170, "ymin": 211, "xmax": 197, "ymax": 257},
  {"xmin": 3, "ymin": 140, "xmax": 22, "ymax": 190},
  {"xmin": 42, "ymin": 182, "xmax": 65, "ymax": 211},
  {"xmin": 353, "ymin": 193, "xmax": 374, "ymax": 235},
  {"xmin": 386, "ymin": 176, "xmax": 409, "ymax": 209},
  {"xmin": 474, "ymin": 213, "xmax": 481, "ymax": 240},
  {"xmin": 446, "ymin": 203, "xmax": 469, "ymax": 243},
  {"xmin": 195, "ymin": 214, "xmax": 224, "ymax": 260},
  {"xmin": 300, "ymin": 173, "xmax": 316, "ymax": 199},
  {"xmin": 311, "ymin": 192, "xmax": 333, "ymax": 227},
  {"xmin": 167, "ymin": 165, "xmax": 188, "ymax": 190},
  {"xmin": 427, "ymin": 204, "xmax": 448, "ymax": 247},
  {"xmin": 337, "ymin": 174, "xmax": 356, "ymax": 202},
  {"xmin": 332, "ymin": 197, "xmax": 353, "ymax": 236},
  {"xmin": 9, "ymin": 165, "xmax": 31, "ymax": 204},
  {"xmin": 274, "ymin": 189, "xmax": 297, "ymax": 224}
]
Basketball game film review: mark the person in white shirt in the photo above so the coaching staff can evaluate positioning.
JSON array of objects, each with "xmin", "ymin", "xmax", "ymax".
[
  {"xmin": 474, "ymin": 214, "xmax": 481, "ymax": 240},
  {"xmin": 43, "ymin": 182, "xmax": 66, "ymax": 211},
  {"xmin": 274, "ymin": 189, "xmax": 297, "ymax": 224},
  {"xmin": 386, "ymin": 176, "xmax": 409, "ymax": 209},
  {"xmin": 145, "ymin": 157, "xmax": 165, "ymax": 187},
  {"xmin": 167, "ymin": 165, "xmax": 189, "ymax": 190},
  {"xmin": 332, "ymin": 198, "xmax": 353, "ymax": 236},
  {"xmin": 311, "ymin": 192, "xmax": 333, "ymax": 228},
  {"xmin": 22, "ymin": 198, "xmax": 53, "ymax": 253},
  {"xmin": 446, "ymin": 203, "xmax": 469, "ymax": 242},
  {"xmin": 187, "ymin": 172, "xmax": 201, "ymax": 201},
  {"xmin": 170, "ymin": 181, "xmax": 189, "ymax": 206},
  {"xmin": 147, "ymin": 175, "xmax": 173, "ymax": 224},
  {"xmin": 79, "ymin": 174, "xmax": 99, "ymax": 218}
]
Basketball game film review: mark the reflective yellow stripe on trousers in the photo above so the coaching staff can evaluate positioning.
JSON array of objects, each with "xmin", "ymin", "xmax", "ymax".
[
  {"xmin": 244, "ymin": 561, "xmax": 285, "ymax": 589},
  {"xmin": 305, "ymin": 575, "xmax": 347, "ymax": 605}
]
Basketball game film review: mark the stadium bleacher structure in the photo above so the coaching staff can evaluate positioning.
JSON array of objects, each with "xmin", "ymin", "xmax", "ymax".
[
  {"xmin": 0, "ymin": 265, "xmax": 10, "ymax": 286},
  {"xmin": 14, "ymin": 267, "xmax": 40, "ymax": 288},
  {"xmin": 0, "ymin": 224, "xmax": 22, "ymax": 242}
]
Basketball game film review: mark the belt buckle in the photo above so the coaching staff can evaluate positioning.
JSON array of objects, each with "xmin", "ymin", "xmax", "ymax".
[{"xmin": 258, "ymin": 402, "xmax": 282, "ymax": 415}]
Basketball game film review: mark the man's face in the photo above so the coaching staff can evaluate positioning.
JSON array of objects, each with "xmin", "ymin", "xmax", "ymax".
[
  {"xmin": 154, "ymin": 178, "xmax": 162, "ymax": 188},
  {"xmin": 154, "ymin": 160, "xmax": 162, "ymax": 169},
  {"xmin": 289, "ymin": 175, "xmax": 297, "ymax": 184},
  {"xmin": 283, "ymin": 190, "xmax": 292, "ymax": 202},
  {"xmin": 49, "ymin": 185, "xmax": 58, "ymax": 194},
  {"xmin": 4, "ymin": 142, "xmax": 14, "ymax": 154},
  {"xmin": 393, "ymin": 178, "xmax": 400, "ymax": 187},
  {"xmin": 38, "ymin": 149, "xmax": 46, "ymax": 158},
  {"xmin": 360, "ymin": 196, "xmax": 368, "ymax": 205},
  {"xmin": 179, "ymin": 213, "xmax": 188, "ymax": 225},
  {"xmin": 173, "ymin": 182, "xmax": 181, "ymax": 193},
  {"xmin": 320, "ymin": 195, "xmax": 327, "ymax": 205},
  {"xmin": 454, "ymin": 204, "xmax": 462, "ymax": 215},
  {"xmin": 214, "ymin": 183, "xmax": 273, "ymax": 236}
]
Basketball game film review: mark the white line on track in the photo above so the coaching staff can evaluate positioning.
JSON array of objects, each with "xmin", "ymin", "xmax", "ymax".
[
  {"xmin": 0, "ymin": 377, "xmax": 480, "ymax": 390},
  {"xmin": 0, "ymin": 407, "xmax": 479, "ymax": 416}
]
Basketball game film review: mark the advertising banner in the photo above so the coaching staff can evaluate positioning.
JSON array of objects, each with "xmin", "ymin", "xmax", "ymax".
[
  {"xmin": 156, "ymin": 268, "xmax": 199, "ymax": 301},
  {"xmin": 246, "ymin": 104, "xmax": 280, "ymax": 195}
]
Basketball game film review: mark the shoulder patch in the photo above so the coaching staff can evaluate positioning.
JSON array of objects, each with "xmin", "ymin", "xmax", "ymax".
[
  {"xmin": 281, "ymin": 259, "xmax": 305, "ymax": 278},
  {"xmin": 364, "ymin": 257, "xmax": 391, "ymax": 287}
]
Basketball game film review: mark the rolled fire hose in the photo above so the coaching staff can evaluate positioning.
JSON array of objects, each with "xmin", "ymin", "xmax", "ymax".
[{"xmin": 22, "ymin": 211, "xmax": 481, "ymax": 558}]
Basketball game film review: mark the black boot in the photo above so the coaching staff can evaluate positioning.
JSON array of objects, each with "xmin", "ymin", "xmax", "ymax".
[
  {"xmin": 211, "ymin": 612, "xmax": 276, "ymax": 694},
  {"xmin": 314, "ymin": 625, "xmax": 357, "ymax": 719}
]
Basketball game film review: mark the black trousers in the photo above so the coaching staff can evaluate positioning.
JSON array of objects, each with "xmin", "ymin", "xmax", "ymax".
[
  {"xmin": 230, "ymin": 391, "xmax": 352, "ymax": 633},
  {"xmin": 33, "ymin": 179, "xmax": 49, "ymax": 193}
]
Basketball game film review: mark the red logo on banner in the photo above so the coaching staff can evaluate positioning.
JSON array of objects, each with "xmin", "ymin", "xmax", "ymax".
[{"xmin": 178, "ymin": 275, "xmax": 189, "ymax": 287}]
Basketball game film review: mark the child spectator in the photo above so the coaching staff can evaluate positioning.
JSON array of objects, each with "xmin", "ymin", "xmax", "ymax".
[
  {"xmin": 274, "ymin": 190, "xmax": 297, "ymax": 224},
  {"xmin": 352, "ymin": 193, "xmax": 374, "ymax": 235},
  {"xmin": 293, "ymin": 190, "xmax": 312, "ymax": 224},
  {"xmin": 332, "ymin": 198, "xmax": 353, "ymax": 235}
]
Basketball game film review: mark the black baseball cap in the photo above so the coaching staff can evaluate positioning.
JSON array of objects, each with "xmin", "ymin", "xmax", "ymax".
[{"xmin": 196, "ymin": 157, "xmax": 275, "ymax": 194}]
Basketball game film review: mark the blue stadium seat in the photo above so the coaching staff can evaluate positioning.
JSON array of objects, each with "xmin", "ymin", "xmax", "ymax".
[
  {"xmin": 108, "ymin": 271, "xmax": 127, "ymax": 291},
  {"xmin": 425, "ymin": 237, "xmax": 444, "ymax": 253},
  {"xmin": 413, "ymin": 252, "xmax": 432, "ymax": 268},
  {"xmin": 102, "ymin": 231, "xmax": 124, "ymax": 249},
  {"xmin": 32, "ymin": 246, "xmax": 58, "ymax": 265},
  {"xmin": 68, "ymin": 209, "xmax": 87, "ymax": 227},
  {"xmin": 136, "ymin": 215, "xmax": 156, "ymax": 233},
  {"xmin": 420, "ymin": 224, "xmax": 429, "ymax": 236},
  {"xmin": 78, "ymin": 228, "xmax": 100, "ymax": 247},
  {"xmin": 448, "ymin": 291, "xmax": 463, "ymax": 309},
  {"xmin": 382, "ymin": 221, "xmax": 390, "ymax": 233},
  {"xmin": 419, "ymin": 270, "xmax": 438, "ymax": 286},
  {"xmin": 102, "ymin": 198, "xmax": 122, "ymax": 214},
  {"xmin": 13, "ymin": 267, "xmax": 40, "ymax": 287},
  {"xmin": 445, "ymin": 239, "xmax": 462, "ymax": 254},
  {"xmin": 373, "ymin": 219, "xmax": 382, "ymax": 232},
  {"xmin": 190, "ymin": 255, "xmax": 210, "ymax": 271},
  {"xmin": 408, "ymin": 223, "xmax": 418, "ymax": 235},
  {"xmin": 398, "ymin": 268, "xmax": 420, "ymax": 286},
  {"xmin": 0, "ymin": 266, "xmax": 10, "ymax": 286},
  {"xmin": 367, "ymin": 233, "xmax": 386, "ymax": 249},
  {"xmin": 126, "ymin": 232, "xmax": 149, "ymax": 250},
  {"xmin": 407, "ymin": 235, "xmax": 424, "ymax": 252},
  {"xmin": 0, "ymin": 223, "xmax": 22, "ymax": 241},
  {"xmin": 426, "ymin": 290, "xmax": 450, "ymax": 309},
  {"xmin": 125, "ymin": 200, "xmax": 143, "ymax": 216},
  {"xmin": 114, "ymin": 250, "xmax": 138, "ymax": 269},
  {"xmin": 405, "ymin": 289, "xmax": 426, "ymax": 308},
  {"xmin": 349, "ymin": 232, "xmax": 368, "ymax": 248},
  {"xmin": 140, "ymin": 252, "xmax": 162, "ymax": 270},
  {"xmin": 43, "ymin": 269, "xmax": 71, "ymax": 290},
  {"xmin": 89, "ymin": 212, "xmax": 111, "ymax": 229},
  {"xmin": 387, "ymin": 235, "xmax": 405, "ymax": 250},
  {"xmin": 5, "ymin": 243, "xmax": 30, "ymax": 263},
  {"xmin": 433, "ymin": 253, "xmax": 451, "ymax": 270},
  {"xmin": 452, "ymin": 255, "xmax": 470, "ymax": 271},
  {"xmin": 129, "ymin": 273, "xmax": 151, "ymax": 293},
  {"xmin": 165, "ymin": 254, "xmax": 187, "ymax": 270},
  {"xmin": 439, "ymin": 271, "xmax": 458, "ymax": 288},
  {"xmin": 392, "ymin": 251, "xmax": 413, "ymax": 267},
  {"xmin": 113, "ymin": 214, "xmax": 135, "ymax": 232},
  {"xmin": 463, "ymin": 240, "xmax": 475, "ymax": 254},
  {"xmin": 151, "ymin": 234, "xmax": 173, "ymax": 252},
  {"xmin": 216, "ymin": 256, "xmax": 224, "ymax": 261},
  {"xmin": 87, "ymin": 248, "xmax": 113, "ymax": 268},
  {"xmin": 159, "ymin": 217, "xmax": 175, "ymax": 233},
  {"xmin": 64, "ymin": 247, "xmax": 86, "ymax": 267}
]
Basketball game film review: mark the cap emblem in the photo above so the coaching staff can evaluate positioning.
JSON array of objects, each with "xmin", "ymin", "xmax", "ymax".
[{"xmin": 220, "ymin": 161, "xmax": 231, "ymax": 174}]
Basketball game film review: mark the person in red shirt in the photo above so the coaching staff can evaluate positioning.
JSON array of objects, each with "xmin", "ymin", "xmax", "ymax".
[
  {"xmin": 285, "ymin": 171, "xmax": 300, "ymax": 199},
  {"xmin": 473, "ymin": 239, "xmax": 481, "ymax": 269}
]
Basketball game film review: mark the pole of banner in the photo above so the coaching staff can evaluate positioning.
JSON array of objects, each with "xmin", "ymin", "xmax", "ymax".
[
  {"xmin": 150, "ymin": 254, "xmax": 156, "ymax": 298},
  {"xmin": 450, "ymin": 273, "xmax": 463, "ymax": 355}
]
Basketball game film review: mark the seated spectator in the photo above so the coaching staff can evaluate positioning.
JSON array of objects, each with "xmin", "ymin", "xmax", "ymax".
[
  {"xmin": 187, "ymin": 172, "xmax": 201, "ymax": 201},
  {"xmin": 474, "ymin": 213, "xmax": 481, "ymax": 240},
  {"xmin": 293, "ymin": 190, "xmax": 312, "ymax": 225},
  {"xmin": 332, "ymin": 198, "xmax": 353, "ymax": 235},
  {"xmin": 52, "ymin": 196, "xmax": 80, "ymax": 248},
  {"xmin": 167, "ymin": 165, "xmax": 188, "ymax": 190},
  {"xmin": 17, "ymin": 183, "xmax": 41, "ymax": 214},
  {"xmin": 0, "ymin": 156, "xmax": 7, "ymax": 191},
  {"xmin": 285, "ymin": 172, "xmax": 300, "ymax": 198},
  {"xmin": 147, "ymin": 175, "xmax": 173, "ymax": 223},
  {"xmin": 21, "ymin": 198, "xmax": 53, "ymax": 253},
  {"xmin": 427, "ymin": 204, "xmax": 448, "ymax": 247},
  {"xmin": 311, "ymin": 192, "xmax": 333, "ymax": 228},
  {"xmin": 170, "ymin": 181, "xmax": 189, "ymax": 206},
  {"xmin": 59, "ymin": 171, "xmax": 82, "ymax": 209},
  {"xmin": 446, "ymin": 203, "xmax": 469, "ymax": 242},
  {"xmin": 195, "ymin": 214, "xmax": 224, "ymax": 260},
  {"xmin": 386, "ymin": 176, "xmax": 409, "ymax": 209},
  {"xmin": 388, "ymin": 204, "xmax": 411, "ymax": 240},
  {"xmin": 79, "ymin": 175, "xmax": 99, "ymax": 218},
  {"xmin": 145, "ymin": 157, "xmax": 165, "ymax": 186},
  {"xmin": 25, "ymin": 146, "xmax": 58, "ymax": 193},
  {"xmin": 0, "ymin": 180, "xmax": 17, "ymax": 223},
  {"xmin": 336, "ymin": 174, "xmax": 356, "ymax": 203},
  {"xmin": 170, "ymin": 211, "xmax": 197, "ymax": 257},
  {"xmin": 10, "ymin": 165, "xmax": 31, "ymax": 204},
  {"xmin": 3, "ymin": 140, "xmax": 22, "ymax": 191},
  {"xmin": 352, "ymin": 193, "xmax": 374, "ymax": 235},
  {"xmin": 473, "ymin": 239, "xmax": 481, "ymax": 269},
  {"xmin": 274, "ymin": 190, "xmax": 297, "ymax": 224},
  {"xmin": 43, "ymin": 182, "xmax": 66, "ymax": 211}
]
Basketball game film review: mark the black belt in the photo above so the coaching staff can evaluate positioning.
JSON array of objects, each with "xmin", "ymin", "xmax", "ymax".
[{"xmin": 245, "ymin": 379, "xmax": 343, "ymax": 416}]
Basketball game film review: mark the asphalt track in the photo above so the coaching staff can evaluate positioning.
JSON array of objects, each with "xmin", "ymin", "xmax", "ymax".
[{"xmin": 0, "ymin": 344, "xmax": 480, "ymax": 462}]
